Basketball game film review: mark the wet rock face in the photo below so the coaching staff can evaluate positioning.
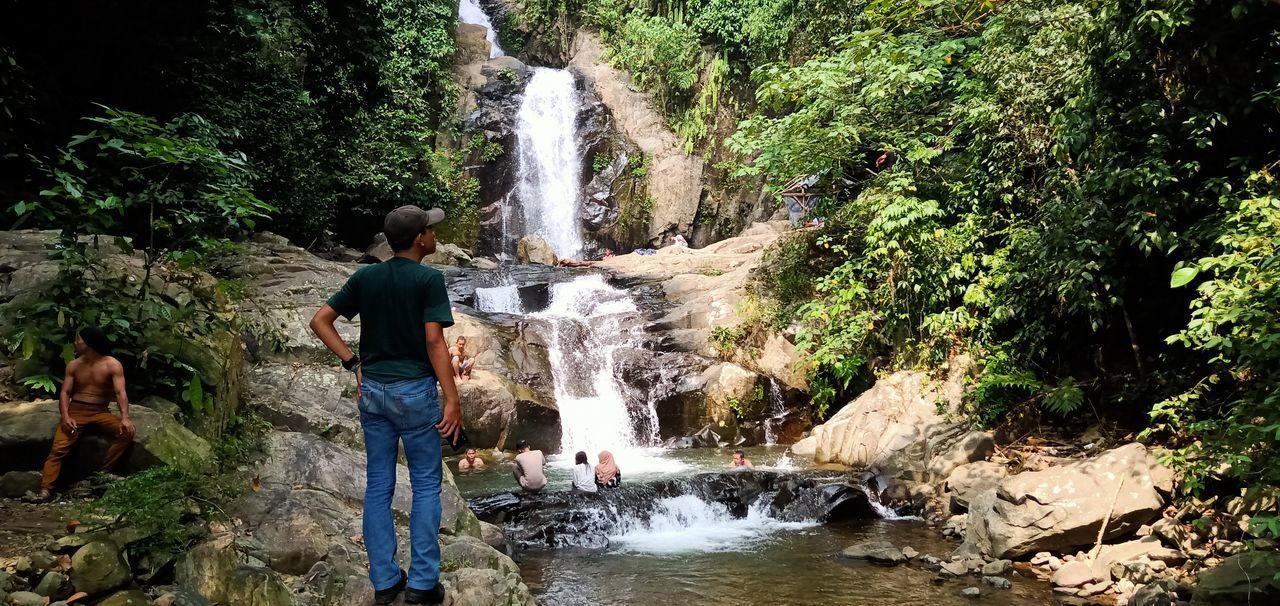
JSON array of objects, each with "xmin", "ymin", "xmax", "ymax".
[{"xmin": 468, "ymin": 471, "xmax": 877, "ymax": 549}]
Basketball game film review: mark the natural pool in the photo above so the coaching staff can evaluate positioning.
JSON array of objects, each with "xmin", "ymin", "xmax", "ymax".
[{"xmin": 451, "ymin": 447, "xmax": 1059, "ymax": 606}]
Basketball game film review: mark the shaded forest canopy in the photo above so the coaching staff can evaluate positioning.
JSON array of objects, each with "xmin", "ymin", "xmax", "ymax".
[{"xmin": 1, "ymin": 0, "xmax": 474, "ymax": 247}]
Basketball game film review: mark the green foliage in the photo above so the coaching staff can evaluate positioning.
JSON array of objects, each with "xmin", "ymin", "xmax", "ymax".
[
  {"xmin": 968, "ymin": 351, "xmax": 1041, "ymax": 428},
  {"xmin": 1147, "ymin": 189, "xmax": 1280, "ymax": 496},
  {"xmin": 85, "ymin": 466, "xmax": 214, "ymax": 561},
  {"xmin": 16, "ymin": 106, "xmax": 271, "ymax": 260},
  {"xmin": 709, "ymin": 325, "xmax": 743, "ymax": 357},
  {"xmin": 592, "ymin": 152, "xmax": 612, "ymax": 174}
]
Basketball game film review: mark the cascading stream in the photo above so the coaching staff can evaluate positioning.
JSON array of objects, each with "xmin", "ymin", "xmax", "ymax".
[
  {"xmin": 513, "ymin": 68, "xmax": 585, "ymax": 260},
  {"xmin": 458, "ymin": 0, "xmax": 504, "ymax": 59},
  {"xmin": 533, "ymin": 275, "xmax": 657, "ymax": 458}
]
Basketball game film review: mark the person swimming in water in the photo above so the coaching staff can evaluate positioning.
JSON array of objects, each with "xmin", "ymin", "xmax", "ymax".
[{"xmin": 727, "ymin": 449, "xmax": 753, "ymax": 469}]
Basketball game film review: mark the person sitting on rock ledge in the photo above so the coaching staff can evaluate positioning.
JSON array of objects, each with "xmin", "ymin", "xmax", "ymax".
[
  {"xmin": 571, "ymin": 451, "xmax": 597, "ymax": 493},
  {"xmin": 595, "ymin": 450, "xmax": 621, "ymax": 490},
  {"xmin": 34, "ymin": 326, "xmax": 135, "ymax": 502},
  {"xmin": 449, "ymin": 336, "xmax": 474, "ymax": 382},
  {"xmin": 727, "ymin": 449, "xmax": 754, "ymax": 469},
  {"xmin": 457, "ymin": 447, "xmax": 485, "ymax": 472},
  {"xmin": 512, "ymin": 440, "xmax": 546, "ymax": 493}
]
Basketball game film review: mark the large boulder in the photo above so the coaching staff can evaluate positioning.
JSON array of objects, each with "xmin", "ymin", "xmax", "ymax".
[
  {"xmin": 516, "ymin": 235, "xmax": 558, "ymax": 266},
  {"xmin": 0, "ymin": 401, "xmax": 211, "ymax": 478},
  {"xmin": 441, "ymin": 568, "xmax": 536, "ymax": 606},
  {"xmin": 174, "ymin": 540, "xmax": 292, "ymax": 606},
  {"xmin": 245, "ymin": 363, "xmax": 362, "ymax": 448},
  {"xmin": 945, "ymin": 461, "xmax": 1008, "ymax": 509},
  {"xmin": 256, "ymin": 432, "xmax": 481, "ymax": 538},
  {"xmin": 70, "ymin": 540, "xmax": 132, "ymax": 596},
  {"xmin": 809, "ymin": 360, "xmax": 979, "ymax": 481},
  {"xmin": 235, "ymin": 489, "xmax": 353, "ymax": 575},
  {"xmin": 1191, "ymin": 552, "xmax": 1280, "ymax": 605},
  {"xmin": 965, "ymin": 443, "xmax": 1171, "ymax": 558}
]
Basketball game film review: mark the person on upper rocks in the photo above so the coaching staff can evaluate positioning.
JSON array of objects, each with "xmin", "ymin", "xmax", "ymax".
[
  {"xmin": 310, "ymin": 204, "xmax": 463, "ymax": 606},
  {"xmin": 595, "ymin": 450, "xmax": 621, "ymax": 490},
  {"xmin": 449, "ymin": 336, "xmax": 474, "ymax": 382},
  {"xmin": 512, "ymin": 440, "xmax": 547, "ymax": 493},
  {"xmin": 34, "ymin": 326, "xmax": 135, "ymax": 502}
]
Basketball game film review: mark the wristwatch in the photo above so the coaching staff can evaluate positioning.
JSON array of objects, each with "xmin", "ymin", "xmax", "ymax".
[{"xmin": 342, "ymin": 355, "xmax": 361, "ymax": 372}]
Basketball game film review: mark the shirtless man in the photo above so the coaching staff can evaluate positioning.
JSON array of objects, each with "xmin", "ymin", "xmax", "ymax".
[
  {"xmin": 449, "ymin": 336, "xmax": 474, "ymax": 382},
  {"xmin": 457, "ymin": 447, "xmax": 485, "ymax": 472},
  {"xmin": 35, "ymin": 327, "xmax": 134, "ymax": 501},
  {"xmin": 728, "ymin": 449, "xmax": 753, "ymax": 469}
]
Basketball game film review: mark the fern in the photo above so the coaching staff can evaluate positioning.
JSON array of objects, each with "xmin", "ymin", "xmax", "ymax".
[{"xmin": 1043, "ymin": 377, "xmax": 1085, "ymax": 417}]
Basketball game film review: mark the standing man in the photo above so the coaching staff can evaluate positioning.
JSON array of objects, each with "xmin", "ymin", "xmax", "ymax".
[
  {"xmin": 512, "ymin": 440, "xmax": 546, "ymax": 493},
  {"xmin": 309, "ymin": 205, "xmax": 462, "ymax": 606},
  {"xmin": 35, "ymin": 327, "xmax": 135, "ymax": 501}
]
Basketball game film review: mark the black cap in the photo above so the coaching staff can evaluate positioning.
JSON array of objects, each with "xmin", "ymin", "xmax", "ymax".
[
  {"xmin": 384, "ymin": 205, "xmax": 445, "ymax": 248},
  {"xmin": 515, "ymin": 440, "xmax": 529, "ymax": 450}
]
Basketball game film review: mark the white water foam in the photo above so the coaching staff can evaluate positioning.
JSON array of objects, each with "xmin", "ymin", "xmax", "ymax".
[
  {"xmin": 514, "ymin": 68, "xmax": 585, "ymax": 259},
  {"xmin": 860, "ymin": 485, "xmax": 922, "ymax": 521},
  {"xmin": 458, "ymin": 0, "xmax": 505, "ymax": 59},
  {"xmin": 475, "ymin": 285, "xmax": 523, "ymax": 314},
  {"xmin": 609, "ymin": 496, "xmax": 817, "ymax": 554}
]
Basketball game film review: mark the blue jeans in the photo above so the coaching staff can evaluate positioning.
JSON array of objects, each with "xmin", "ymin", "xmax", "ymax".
[{"xmin": 359, "ymin": 376, "xmax": 443, "ymax": 592}]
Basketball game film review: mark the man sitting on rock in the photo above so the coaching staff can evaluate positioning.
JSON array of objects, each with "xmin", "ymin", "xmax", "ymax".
[
  {"xmin": 512, "ymin": 440, "xmax": 546, "ymax": 493},
  {"xmin": 35, "ymin": 326, "xmax": 135, "ymax": 501},
  {"xmin": 310, "ymin": 205, "xmax": 464, "ymax": 606},
  {"xmin": 448, "ymin": 336, "xmax": 474, "ymax": 382},
  {"xmin": 457, "ymin": 447, "xmax": 485, "ymax": 472}
]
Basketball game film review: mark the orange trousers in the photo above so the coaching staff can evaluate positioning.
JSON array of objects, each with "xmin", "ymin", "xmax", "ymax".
[{"xmin": 40, "ymin": 403, "xmax": 131, "ymax": 490}]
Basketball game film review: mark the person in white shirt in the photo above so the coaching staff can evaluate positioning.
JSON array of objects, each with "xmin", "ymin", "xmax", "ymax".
[{"xmin": 570, "ymin": 451, "xmax": 597, "ymax": 493}]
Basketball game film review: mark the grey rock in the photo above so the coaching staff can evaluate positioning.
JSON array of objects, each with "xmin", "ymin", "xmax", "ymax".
[
  {"xmin": 517, "ymin": 235, "xmax": 558, "ymax": 266},
  {"xmin": 441, "ymin": 536, "xmax": 520, "ymax": 575},
  {"xmin": 0, "ymin": 471, "xmax": 41, "ymax": 498},
  {"xmin": 440, "ymin": 567, "xmax": 535, "ymax": 606},
  {"xmin": 70, "ymin": 540, "xmax": 132, "ymax": 596},
  {"xmin": 902, "ymin": 546, "xmax": 919, "ymax": 559},
  {"xmin": 960, "ymin": 587, "xmax": 981, "ymax": 598},
  {"xmin": 95, "ymin": 590, "xmax": 151, "ymax": 606},
  {"xmin": 479, "ymin": 521, "xmax": 505, "ymax": 548},
  {"xmin": 982, "ymin": 576, "xmax": 1011, "ymax": 589},
  {"xmin": 929, "ymin": 431, "xmax": 996, "ymax": 479},
  {"xmin": 982, "ymin": 559, "xmax": 1012, "ymax": 576},
  {"xmin": 940, "ymin": 560, "xmax": 969, "ymax": 577},
  {"xmin": 6, "ymin": 592, "xmax": 46, "ymax": 606},
  {"xmin": 34, "ymin": 571, "xmax": 67, "ymax": 598},
  {"xmin": 1132, "ymin": 580, "xmax": 1177, "ymax": 606},
  {"xmin": 946, "ymin": 461, "xmax": 1007, "ymax": 510},
  {"xmin": 1191, "ymin": 552, "xmax": 1280, "ymax": 605},
  {"xmin": 840, "ymin": 541, "xmax": 906, "ymax": 565},
  {"xmin": 966, "ymin": 443, "xmax": 1170, "ymax": 558},
  {"xmin": 1051, "ymin": 560, "xmax": 1096, "ymax": 588},
  {"xmin": 1079, "ymin": 580, "xmax": 1113, "ymax": 597}
]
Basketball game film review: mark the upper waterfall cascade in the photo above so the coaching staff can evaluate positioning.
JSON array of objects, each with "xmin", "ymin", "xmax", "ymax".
[
  {"xmin": 458, "ymin": 0, "xmax": 504, "ymax": 59},
  {"xmin": 514, "ymin": 68, "xmax": 586, "ymax": 260}
]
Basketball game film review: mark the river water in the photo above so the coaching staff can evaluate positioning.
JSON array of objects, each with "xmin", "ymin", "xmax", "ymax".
[{"xmin": 452, "ymin": 448, "xmax": 1056, "ymax": 606}]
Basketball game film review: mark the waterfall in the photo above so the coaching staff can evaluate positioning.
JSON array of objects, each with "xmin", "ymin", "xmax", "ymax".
[
  {"xmin": 534, "ymin": 275, "xmax": 656, "ymax": 457},
  {"xmin": 764, "ymin": 378, "xmax": 786, "ymax": 445},
  {"xmin": 514, "ymin": 68, "xmax": 585, "ymax": 259},
  {"xmin": 609, "ymin": 495, "xmax": 814, "ymax": 554},
  {"xmin": 475, "ymin": 285, "xmax": 523, "ymax": 314},
  {"xmin": 458, "ymin": 0, "xmax": 504, "ymax": 59}
]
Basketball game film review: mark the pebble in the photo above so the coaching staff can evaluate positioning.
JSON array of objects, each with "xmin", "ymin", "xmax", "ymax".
[
  {"xmin": 13, "ymin": 556, "xmax": 33, "ymax": 573},
  {"xmin": 982, "ymin": 576, "xmax": 1012, "ymax": 589},
  {"xmin": 1078, "ymin": 580, "xmax": 1112, "ymax": 597},
  {"xmin": 940, "ymin": 560, "xmax": 969, "ymax": 577},
  {"xmin": 8, "ymin": 592, "xmax": 47, "ymax": 606},
  {"xmin": 902, "ymin": 546, "xmax": 918, "ymax": 559},
  {"xmin": 960, "ymin": 587, "xmax": 981, "ymax": 599}
]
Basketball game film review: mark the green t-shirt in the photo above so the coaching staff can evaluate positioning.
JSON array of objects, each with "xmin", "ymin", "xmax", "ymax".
[{"xmin": 326, "ymin": 257, "xmax": 454, "ymax": 383}]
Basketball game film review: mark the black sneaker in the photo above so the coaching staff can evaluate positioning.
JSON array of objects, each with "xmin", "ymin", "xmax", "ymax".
[
  {"xmin": 404, "ymin": 583, "xmax": 446, "ymax": 605},
  {"xmin": 374, "ymin": 570, "xmax": 407, "ymax": 605}
]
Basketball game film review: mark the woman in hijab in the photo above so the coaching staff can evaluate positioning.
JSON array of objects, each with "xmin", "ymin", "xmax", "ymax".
[
  {"xmin": 595, "ymin": 450, "xmax": 620, "ymax": 490},
  {"xmin": 571, "ymin": 451, "xmax": 597, "ymax": 493}
]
